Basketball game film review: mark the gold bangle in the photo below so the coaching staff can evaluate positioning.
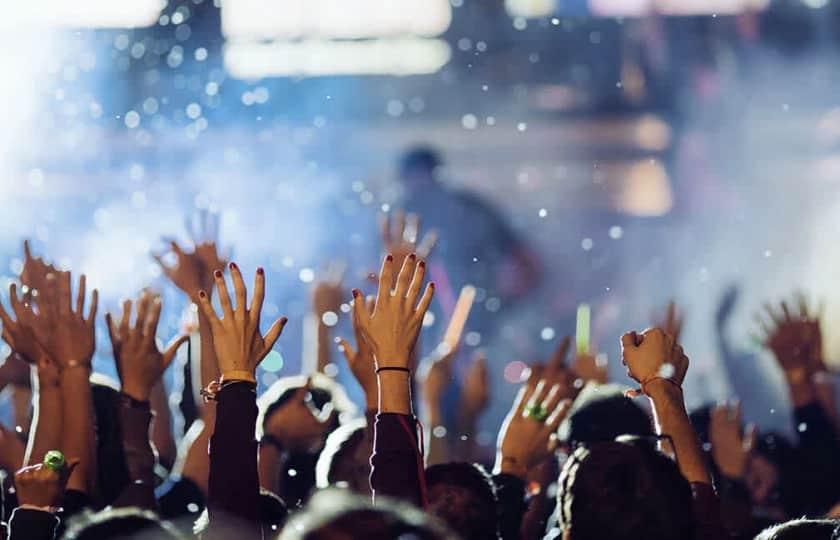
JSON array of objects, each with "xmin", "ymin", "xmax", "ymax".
[{"xmin": 220, "ymin": 370, "xmax": 256, "ymax": 384}]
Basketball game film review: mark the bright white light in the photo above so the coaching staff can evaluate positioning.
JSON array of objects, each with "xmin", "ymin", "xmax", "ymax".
[
  {"xmin": 222, "ymin": 0, "xmax": 451, "ymax": 40},
  {"xmin": 505, "ymin": 0, "xmax": 556, "ymax": 18},
  {"xmin": 0, "ymin": 0, "xmax": 163, "ymax": 29},
  {"xmin": 616, "ymin": 159, "xmax": 673, "ymax": 217},
  {"xmin": 224, "ymin": 39, "xmax": 451, "ymax": 78}
]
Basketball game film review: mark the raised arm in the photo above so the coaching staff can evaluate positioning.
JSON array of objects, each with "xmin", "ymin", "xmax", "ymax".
[
  {"xmin": 353, "ymin": 253, "xmax": 434, "ymax": 506},
  {"xmin": 307, "ymin": 262, "xmax": 344, "ymax": 374},
  {"xmin": 106, "ymin": 292, "xmax": 188, "ymax": 509},
  {"xmin": 197, "ymin": 262, "xmax": 287, "ymax": 537}
]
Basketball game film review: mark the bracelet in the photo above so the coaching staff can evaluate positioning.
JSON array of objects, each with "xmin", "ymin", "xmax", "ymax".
[
  {"xmin": 375, "ymin": 366, "xmax": 411, "ymax": 375},
  {"xmin": 220, "ymin": 370, "xmax": 256, "ymax": 384},
  {"xmin": 640, "ymin": 377, "xmax": 683, "ymax": 395}
]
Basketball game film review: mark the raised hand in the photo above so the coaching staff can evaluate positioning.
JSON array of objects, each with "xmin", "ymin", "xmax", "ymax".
[
  {"xmin": 758, "ymin": 294, "xmax": 824, "ymax": 375},
  {"xmin": 106, "ymin": 292, "xmax": 189, "ymax": 401},
  {"xmin": 709, "ymin": 402, "xmax": 756, "ymax": 479},
  {"xmin": 19, "ymin": 240, "xmax": 59, "ymax": 296},
  {"xmin": 655, "ymin": 300, "xmax": 683, "ymax": 344},
  {"xmin": 495, "ymin": 378, "xmax": 571, "ymax": 478},
  {"xmin": 528, "ymin": 336, "xmax": 577, "ymax": 398},
  {"xmin": 572, "ymin": 352, "xmax": 608, "ymax": 385},
  {"xmin": 337, "ymin": 295, "xmax": 377, "ymax": 409},
  {"xmin": 263, "ymin": 384, "xmax": 337, "ymax": 453},
  {"xmin": 379, "ymin": 211, "xmax": 437, "ymax": 283},
  {"xmin": 0, "ymin": 283, "xmax": 50, "ymax": 366},
  {"xmin": 39, "ymin": 273, "xmax": 98, "ymax": 369},
  {"xmin": 352, "ymin": 253, "xmax": 434, "ymax": 369},
  {"xmin": 620, "ymin": 328, "xmax": 688, "ymax": 397},
  {"xmin": 14, "ymin": 458, "xmax": 79, "ymax": 509},
  {"xmin": 197, "ymin": 263, "xmax": 287, "ymax": 382},
  {"xmin": 461, "ymin": 351, "xmax": 490, "ymax": 421}
]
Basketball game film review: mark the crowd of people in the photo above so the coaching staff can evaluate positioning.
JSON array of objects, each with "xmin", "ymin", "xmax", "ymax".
[{"xmin": 0, "ymin": 203, "xmax": 839, "ymax": 540}]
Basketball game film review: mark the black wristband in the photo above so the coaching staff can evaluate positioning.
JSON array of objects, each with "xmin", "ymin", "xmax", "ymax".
[{"xmin": 375, "ymin": 366, "xmax": 411, "ymax": 375}]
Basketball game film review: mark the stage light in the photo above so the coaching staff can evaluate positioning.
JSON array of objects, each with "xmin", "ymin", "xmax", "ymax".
[
  {"xmin": 505, "ymin": 0, "xmax": 556, "ymax": 19},
  {"xmin": 0, "ymin": 0, "xmax": 162, "ymax": 28},
  {"xmin": 224, "ymin": 38, "xmax": 451, "ymax": 78},
  {"xmin": 615, "ymin": 159, "xmax": 674, "ymax": 217},
  {"xmin": 221, "ymin": 0, "xmax": 452, "ymax": 40},
  {"xmin": 589, "ymin": 0, "xmax": 770, "ymax": 17}
]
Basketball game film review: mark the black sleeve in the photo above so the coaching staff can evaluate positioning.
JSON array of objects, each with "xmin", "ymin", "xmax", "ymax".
[
  {"xmin": 370, "ymin": 413, "xmax": 425, "ymax": 507},
  {"xmin": 793, "ymin": 403, "xmax": 840, "ymax": 514},
  {"xmin": 493, "ymin": 473, "xmax": 528, "ymax": 540},
  {"xmin": 6, "ymin": 508, "xmax": 59, "ymax": 540}
]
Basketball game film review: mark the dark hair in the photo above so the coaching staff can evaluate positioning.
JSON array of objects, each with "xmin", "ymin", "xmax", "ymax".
[
  {"xmin": 755, "ymin": 518, "xmax": 840, "ymax": 540},
  {"xmin": 425, "ymin": 462, "xmax": 498, "ymax": 540},
  {"xmin": 563, "ymin": 391, "xmax": 654, "ymax": 448},
  {"xmin": 90, "ymin": 376, "xmax": 131, "ymax": 506},
  {"xmin": 315, "ymin": 417, "xmax": 372, "ymax": 495},
  {"xmin": 63, "ymin": 507, "xmax": 185, "ymax": 540},
  {"xmin": 558, "ymin": 440, "xmax": 694, "ymax": 540},
  {"xmin": 279, "ymin": 489, "xmax": 456, "ymax": 540},
  {"xmin": 398, "ymin": 146, "xmax": 443, "ymax": 180}
]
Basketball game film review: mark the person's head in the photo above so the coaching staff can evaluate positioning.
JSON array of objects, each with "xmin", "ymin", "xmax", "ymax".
[
  {"xmin": 746, "ymin": 432, "xmax": 801, "ymax": 513},
  {"xmin": 556, "ymin": 439, "xmax": 694, "ymax": 540},
  {"xmin": 279, "ymin": 489, "xmax": 456, "ymax": 540},
  {"xmin": 424, "ymin": 462, "xmax": 498, "ymax": 540},
  {"xmin": 63, "ymin": 507, "xmax": 185, "ymax": 540},
  {"xmin": 398, "ymin": 146, "xmax": 443, "ymax": 189},
  {"xmin": 560, "ymin": 388, "xmax": 654, "ymax": 448},
  {"xmin": 315, "ymin": 417, "xmax": 372, "ymax": 496},
  {"xmin": 754, "ymin": 518, "xmax": 840, "ymax": 540}
]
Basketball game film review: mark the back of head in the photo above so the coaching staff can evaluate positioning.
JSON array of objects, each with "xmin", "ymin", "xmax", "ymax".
[
  {"xmin": 562, "ymin": 389, "xmax": 654, "ymax": 447},
  {"xmin": 62, "ymin": 507, "xmax": 185, "ymax": 540},
  {"xmin": 755, "ymin": 519, "xmax": 840, "ymax": 540},
  {"xmin": 279, "ymin": 489, "xmax": 456, "ymax": 540},
  {"xmin": 315, "ymin": 417, "xmax": 371, "ymax": 495},
  {"xmin": 398, "ymin": 145, "xmax": 443, "ymax": 185},
  {"xmin": 425, "ymin": 462, "xmax": 498, "ymax": 540},
  {"xmin": 557, "ymin": 440, "xmax": 694, "ymax": 540}
]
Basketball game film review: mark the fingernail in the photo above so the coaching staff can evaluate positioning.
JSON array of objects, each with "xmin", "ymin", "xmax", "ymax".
[
  {"xmin": 408, "ymin": 253, "xmax": 416, "ymax": 260},
  {"xmin": 280, "ymin": 317, "xmax": 289, "ymax": 325},
  {"xmin": 257, "ymin": 267, "xmax": 264, "ymax": 275},
  {"xmin": 429, "ymin": 282, "xmax": 436, "ymax": 289},
  {"xmin": 352, "ymin": 289, "xmax": 360, "ymax": 298},
  {"xmin": 419, "ymin": 261, "xmax": 426, "ymax": 268},
  {"xmin": 386, "ymin": 254, "xmax": 393, "ymax": 262},
  {"xmin": 214, "ymin": 270, "xmax": 222, "ymax": 278},
  {"xmin": 229, "ymin": 262, "xmax": 237, "ymax": 270},
  {"xmin": 199, "ymin": 290, "xmax": 206, "ymax": 298}
]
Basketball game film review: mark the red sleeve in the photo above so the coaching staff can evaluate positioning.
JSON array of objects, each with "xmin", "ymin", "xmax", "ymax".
[{"xmin": 369, "ymin": 413, "xmax": 427, "ymax": 507}]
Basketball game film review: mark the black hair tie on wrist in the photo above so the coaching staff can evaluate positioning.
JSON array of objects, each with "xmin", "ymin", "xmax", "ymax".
[{"xmin": 375, "ymin": 366, "xmax": 411, "ymax": 375}]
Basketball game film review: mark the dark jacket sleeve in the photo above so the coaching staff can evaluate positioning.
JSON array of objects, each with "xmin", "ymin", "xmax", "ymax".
[
  {"xmin": 6, "ymin": 508, "xmax": 59, "ymax": 540},
  {"xmin": 206, "ymin": 382, "xmax": 260, "ymax": 539},
  {"xmin": 493, "ymin": 473, "xmax": 528, "ymax": 540},
  {"xmin": 112, "ymin": 397, "xmax": 157, "ymax": 510},
  {"xmin": 690, "ymin": 482, "xmax": 725, "ymax": 540},
  {"xmin": 792, "ymin": 402, "xmax": 840, "ymax": 515},
  {"xmin": 369, "ymin": 413, "xmax": 425, "ymax": 507}
]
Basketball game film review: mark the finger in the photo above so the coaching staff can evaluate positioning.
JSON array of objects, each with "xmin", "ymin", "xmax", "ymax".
[
  {"xmin": 23, "ymin": 239, "xmax": 33, "ymax": 261},
  {"xmin": 549, "ymin": 336, "xmax": 571, "ymax": 371},
  {"xmin": 624, "ymin": 388, "xmax": 642, "ymax": 398},
  {"xmin": 379, "ymin": 212, "xmax": 392, "ymax": 246},
  {"xmin": 0, "ymin": 294, "xmax": 14, "ymax": 328},
  {"xmin": 406, "ymin": 260, "xmax": 426, "ymax": 303},
  {"xmin": 795, "ymin": 291, "xmax": 809, "ymax": 319},
  {"xmin": 392, "ymin": 209, "xmax": 406, "ymax": 242},
  {"xmin": 143, "ymin": 297, "xmax": 163, "ymax": 340},
  {"xmin": 162, "ymin": 334, "xmax": 190, "ymax": 369},
  {"xmin": 540, "ymin": 383, "xmax": 562, "ymax": 411},
  {"xmin": 262, "ymin": 316, "xmax": 288, "ymax": 354},
  {"xmin": 376, "ymin": 255, "xmax": 394, "ymax": 307},
  {"xmin": 250, "ymin": 267, "xmax": 266, "ymax": 319},
  {"xmin": 763, "ymin": 302, "xmax": 782, "ymax": 325},
  {"xmin": 511, "ymin": 384, "xmax": 530, "ymax": 417},
  {"xmin": 87, "ymin": 289, "xmax": 98, "ymax": 323},
  {"xmin": 780, "ymin": 301, "xmax": 792, "ymax": 323},
  {"xmin": 414, "ymin": 282, "xmax": 435, "ymax": 316},
  {"xmin": 395, "ymin": 253, "xmax": 417, "ymax": 298},
  {"xmin": 352, "ymin": 289, "xmax": 371, "ymax": 331},
  {"xmin": 524, "ymin": 379, "xmax": 547, "ymax": 415},
  {"xmin": 197, "ymin": 290, "xmax": 218, "ymax": 322},
  {"xmin": 75, "ymin": 275, "xmax": 86, "ymax": 315},
  {"xmin": 105, "ymin": 312, "xmax": 119, "ymax": 348},
  {"xmin": 620, "ymin": 332, "xmax": 638, "ymax": 351},
  {"xmin": 119, "ymin": 299, "xmax": 132, "ymax": 337},
  {"xmin": 61, "ymin": 458, "xmax": 81, "ymax": 484},
  {"xmin": 337, "ymin": 337, "xmax": 356, "ymax": 363},
  {"xmin": 229, "ymin": 262, "xmax": 247, "ymax": 316},
  {"xmin": 58, "ymin": 271, "xmax": 71, "ymax": 314},
  {"xmin": 214, "ymin": 269, "xmax": 235, "ymax": 320},
  {"xmin": 744, "ymin": 423, "xmax": 758, "ymax": 452},
  {"xmin": 9, "ymin": 283, "xmax": 24, "ymax": 320},
  {"xmin": 134, "ymin": 292, "xmax": 150, "ymax": 332},
  {"xmin": 169, "ymin": 240, "xmax": 186, "ymax": 258},
  {"xmin": 152, "ymin": 253, "xmax": 174, "ymax": 277},
  {"xmin": 404, "ymin": 213, "xmax": 420, "ymax": 244},
  {"xmin": 731, "ymin": 400, "xmax": 742, "ymax": 424},
  {"xmin": 545, "ymin": 399, "xmax": 573, "ymax": 431},
  {"xmin": 417, "ymin": 230, "xmax": 438, "ymax": 258}
]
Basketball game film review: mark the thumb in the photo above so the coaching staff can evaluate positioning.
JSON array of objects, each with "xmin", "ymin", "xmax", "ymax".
[
  {"xmin": 620, "ymin": 332, "xmax": 639, "ymax": 351},
  {"xmin": 744, "ymin": 423, "xmax": 759, "ymax": 453},
  {"xmin": 60, "ymin": 458, "xmax": 81, "ymax": 485},
  {"xmin": 336, "ymin": 337, "xmax": 356, "ymax": 364},
  {"xmin": 162, "ymin": 334, "xmax": 190, "ymax": 368}
]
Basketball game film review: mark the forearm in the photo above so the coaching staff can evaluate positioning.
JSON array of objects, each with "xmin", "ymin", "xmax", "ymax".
[
  {"xmin": 149, "ymin": 379, "xmax": 176, "ymax": 470},
  {"xmin": 316, "ymin": 320, "xmax": 331, "ymax": 374},
  {"xmin": 378, "ymin": 371, "xmax": 412, "ymax": 415},
  {"xmin": 198, "ymin": 309, "xmax": 220, "ymax": 398},
  {"xmin": 25, "ymin": 382, "xmax": 61, "ymax": 466},
  {"xmin": 59, "ymin": 368, "xmax": 95, "ymax": 494},
  {"xmin": 178, "ymin": 407, "xmax": 214, "ymax": 495},
  {"xmin": 113, "ymin": 397, "xmax": 157, "ymax": 510},
  {"xmin": 423, "ymin": 401, "xmax": 449, "ymax": 466},
  {"xmin": 647, "ymin": 382, "xmax": 712, "ymax": 485}
]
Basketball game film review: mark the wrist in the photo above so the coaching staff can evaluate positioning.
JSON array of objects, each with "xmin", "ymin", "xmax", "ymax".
[
  {"xmin": 495, "ymin": 454, "xmax": 528, "ymax": 478},
  {"xmin": 220, "ymin": 370, "xmax": 256, "ymax": 384},
  {"xmin": 377, "ymin": 370, "xmax": 412, "ymax": 414},
  {"xmin": 120, "ymin": 381, "xmax": 151, "ymax": 402},
  {"xmin": 644, "ymin": 378, "xmax": 684, "ymax": 403}
]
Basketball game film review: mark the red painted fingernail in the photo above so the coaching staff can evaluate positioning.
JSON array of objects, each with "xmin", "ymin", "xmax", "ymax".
[
  {"xmin": 352, "ymin": 289, "xmax": 360, "ymax": 298},
  {"xmin": 419, "ymin": 261, "xmax": 426, "ymax": 268},
  {"xmin": 385, "ymin": 254, "xmax": 393, "ymax": 262},
  {"xmin": 280, "ymin": 317, "xmax": 289, "ymax": 325},
  {"xmin": 408, "ymin": 253, "xmax": 416, "ymax": 260},
  {"xmin": 214, "ymin": 270, "xmax": 222, "ymax": 278},
  {"xmin": 229, "ymin": 262, "xmax": 237, "ymax": 270},
  {"xmin": 257, "ymin": 267, "xmax": 264, "ymax": 275},
  {"xmin": 199, "ymin": 290, "xmax": 206, "ymax": 298},
  {"xmin": 429, "ymin": 282, "xmax": 436, "ymax": 289}
]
